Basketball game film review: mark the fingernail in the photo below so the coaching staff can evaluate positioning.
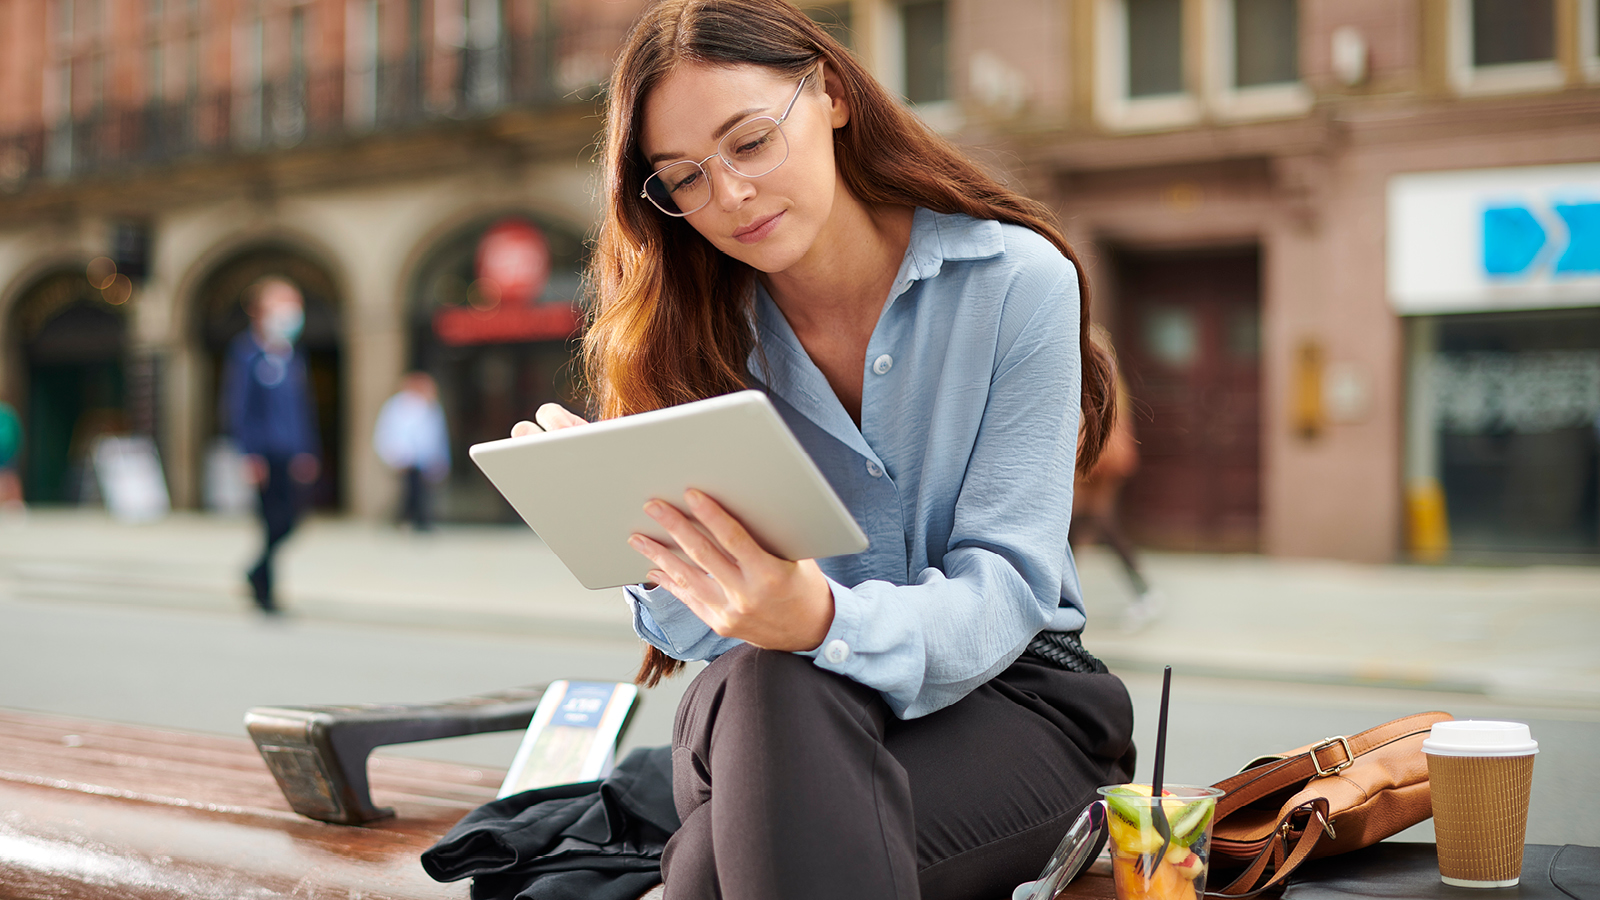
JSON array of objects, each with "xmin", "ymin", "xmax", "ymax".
[
  {"xmin": 685, "ymin": 489, "xmax": 705, "ymax": 505},
  {"xmin": 644, "ymin": 501, "xmax": 665, "ymax": 518},
  {"xmin": 629, "ymin": 535, "xmax": 647, "ymax": 550}
]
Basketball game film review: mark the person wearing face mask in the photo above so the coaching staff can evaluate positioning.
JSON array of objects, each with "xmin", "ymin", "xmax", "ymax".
[
  {"xmin": 220, "ymin": 276, "xmax": 320, "ymax": 614},
  {"xmin": 497, "ymin": 2, "xmax": 1137, "ymax": 898}
]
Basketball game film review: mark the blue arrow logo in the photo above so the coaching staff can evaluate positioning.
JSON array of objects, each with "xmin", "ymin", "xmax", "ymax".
[
  {"xmin": 1553, "ymin": 201, "xmax": 1600, "ymax": 274},
  {"xmin": 1482, "ymin": 205, "xmax": 1546, "ymax": 276}
]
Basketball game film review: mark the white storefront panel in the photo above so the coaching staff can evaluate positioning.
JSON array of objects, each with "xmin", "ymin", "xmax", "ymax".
[{"xmin": 1388, "ymin": 163, "xmax": 1600, "ymax": 315}]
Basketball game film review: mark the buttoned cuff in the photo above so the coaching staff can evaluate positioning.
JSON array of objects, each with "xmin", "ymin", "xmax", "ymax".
[{"xmin": 796, "ymin": 576, "xmax": 866, "ymax": 675}]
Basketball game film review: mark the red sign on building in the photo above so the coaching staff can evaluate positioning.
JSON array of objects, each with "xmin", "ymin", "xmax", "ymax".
[
  {"xmin": 434, "ymin": 218, "xmax": 580, "ymax": 345},
  {"xmin": 475, "ymin": 218, "xmax": 550, "ymax": 305}
]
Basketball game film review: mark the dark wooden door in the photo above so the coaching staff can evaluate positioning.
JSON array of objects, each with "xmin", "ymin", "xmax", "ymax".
[{"xmin": 1115, "ymin": 249, "xmax": 1262, "ymax": 551}]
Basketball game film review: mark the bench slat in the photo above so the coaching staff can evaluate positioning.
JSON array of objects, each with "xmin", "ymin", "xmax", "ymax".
[{"xmin": 0, "ymin": 708, "xmax": 499, "ymax": 899}]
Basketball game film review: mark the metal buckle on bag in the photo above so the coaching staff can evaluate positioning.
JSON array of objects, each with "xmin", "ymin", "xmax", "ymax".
[
  {"xmin": 1315, "ymin": 808, "xmax": 1337, "ymax": 841},
  {"xmin": 1285, "ymin": 806, "xmax": 1338, "ymax": 853},
  {"xmin": 1309, "ymin": 736, "xmax": 1353, "ymax": 777}
]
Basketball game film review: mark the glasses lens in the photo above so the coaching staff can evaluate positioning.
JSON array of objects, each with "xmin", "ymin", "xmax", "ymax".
[
  {"xmin": 720, "ymin": 118, "xmax": 788, "ymax": 178},
  {"xmin": 644, "ymin": 161, "xmax": 710, "ymax": 216}
]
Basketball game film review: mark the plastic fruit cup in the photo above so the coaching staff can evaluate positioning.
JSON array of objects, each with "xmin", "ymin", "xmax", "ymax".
[{"xmin": 1099, "ymin": 785, "xmax": 1225, "ymax": 900}]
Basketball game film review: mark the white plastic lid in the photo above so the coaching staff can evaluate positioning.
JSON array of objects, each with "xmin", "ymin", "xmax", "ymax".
[{"xmin": 1422, "ymin": 720, "xmax": 1538, "ymax": 757}]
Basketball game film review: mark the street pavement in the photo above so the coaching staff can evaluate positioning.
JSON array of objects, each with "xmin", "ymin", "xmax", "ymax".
[
  {"xmin": 2, "ymin": 507, "xmax": 1596, "ymax": 707},
  {"xmin": 2, "ymin": 507, "xmax": 1598, "ymax": 845}
]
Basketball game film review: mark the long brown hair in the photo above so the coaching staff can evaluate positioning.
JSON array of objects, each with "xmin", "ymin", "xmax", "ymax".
[{"xmin": 586, "ymin": 0, "xmax": 1117, "ymax": 687}]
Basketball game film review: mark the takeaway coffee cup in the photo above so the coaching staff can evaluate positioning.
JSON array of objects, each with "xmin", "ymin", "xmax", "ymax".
[{"xmin": 1423, "ymin": 720, "xmax": 1538, "ymax": 888}]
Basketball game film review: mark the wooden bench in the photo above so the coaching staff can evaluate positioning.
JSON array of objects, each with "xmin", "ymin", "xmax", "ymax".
[
  {"xmin": 1, "ymin": 704, "xmax": 1117, "ymax": 900},
  {"xmin": 0, "ymin": 707, "xmax": 498, "ymax": 898}
]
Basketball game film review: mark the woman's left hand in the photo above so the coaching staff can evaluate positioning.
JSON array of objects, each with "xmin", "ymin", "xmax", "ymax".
[{"xmin": 630, "ymin": 489, "xmax": 834, "ymax": 652}]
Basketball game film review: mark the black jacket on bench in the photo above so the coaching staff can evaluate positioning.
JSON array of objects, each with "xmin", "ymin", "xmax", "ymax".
[{"xmin": 422, "ymin": 746, "xmax": 678, "ymax": 900}]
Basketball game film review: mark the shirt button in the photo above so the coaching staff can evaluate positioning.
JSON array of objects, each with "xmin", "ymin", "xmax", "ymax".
[
  {"xmin": 866, "ymin": 461, "xmax": 884, "ymax": 478},
  {"xmin": 823, "ymin": 639, "xmax": 851, "ymax": 664},
  {"xmin": 872, "ymin": 354, "xmax": 894, "ymax": 375}
]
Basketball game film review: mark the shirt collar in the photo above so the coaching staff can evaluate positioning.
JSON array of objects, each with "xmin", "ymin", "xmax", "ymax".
[{"xmin": 896, "ymin": 207, "xmax": 1005, "ymax": 292}]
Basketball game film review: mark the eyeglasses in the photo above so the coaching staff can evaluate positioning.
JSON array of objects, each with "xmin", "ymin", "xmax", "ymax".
[{"xmin": 640, "ymin": 73, "xmax": 811, "ymax": 217}]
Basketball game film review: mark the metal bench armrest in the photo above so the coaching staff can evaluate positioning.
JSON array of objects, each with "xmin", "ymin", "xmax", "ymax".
[{"xmin": 245, "ymin": 685, "xmax": 549, "ymax": 825}]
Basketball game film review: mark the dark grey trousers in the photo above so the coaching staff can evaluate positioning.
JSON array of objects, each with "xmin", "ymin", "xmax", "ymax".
[{"xmin": 661, "ymin": 643, "xmax": 1137, "ymax": 900}]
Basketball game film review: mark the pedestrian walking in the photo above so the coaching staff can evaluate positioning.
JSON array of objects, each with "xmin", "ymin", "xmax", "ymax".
[
  {"xmin": 220, "ymin": 276, "xmax": 320, "ymax": 614},
  {"xmin": 1070, "ymin": 368, "xmax": 1164, "ymax": 633},
  {"xmin": 506, "ymin": 3, "xmax": 1136, "ymax": 897},
  {"xmin": 0, "ymin": 399, "xmax": 23, "ymax": 514},
  {"xmin": 373, "ymin": 371, "xmax": 450, "ymax": 531}
]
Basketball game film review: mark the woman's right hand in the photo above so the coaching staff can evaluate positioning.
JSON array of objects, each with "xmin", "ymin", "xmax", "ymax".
[{"xmin": 510, "ymin": 403, "xmax": 588, "ymax": 437}]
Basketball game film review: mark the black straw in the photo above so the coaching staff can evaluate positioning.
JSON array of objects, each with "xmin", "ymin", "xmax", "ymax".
[
  {"xmin": 1144, "ymin": 665, "xmax": 1175, "ymax": 875},
  {"xmin": 1151, "ymin": 665, "xmax": 1171, "ymax": 798}
]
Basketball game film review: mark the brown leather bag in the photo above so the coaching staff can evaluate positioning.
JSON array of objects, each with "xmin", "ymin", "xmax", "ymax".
[{"xmin": 1205, "ymin": 711, "xmax": 1454, "ymax": 898}]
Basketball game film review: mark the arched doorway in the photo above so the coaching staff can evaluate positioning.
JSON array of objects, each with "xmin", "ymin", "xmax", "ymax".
[
  {"xmin": 6, "ymin": 269, "xmax": 130, "ymax": 504},
  {"xmin": 409, "ymin": 213, "xmax": 587, "ymax": 522},
  {"xmin": 193, "ymin": 247, "xmax": 344, "ymax": 510}
]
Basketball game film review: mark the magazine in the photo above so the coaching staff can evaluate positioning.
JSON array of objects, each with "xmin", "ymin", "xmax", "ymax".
[{"xmin": 497, "ymin": 680, "xmax": 639, "ymax": 797}]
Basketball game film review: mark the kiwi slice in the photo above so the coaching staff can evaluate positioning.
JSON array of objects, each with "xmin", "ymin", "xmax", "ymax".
[
  {"xmin": 1169, "ymin": 798, "xmax": 1215, "ymax": 848},
  {"xmin": 1104, "ymin": 788, "xmax": 1147, "ymax": 827}
]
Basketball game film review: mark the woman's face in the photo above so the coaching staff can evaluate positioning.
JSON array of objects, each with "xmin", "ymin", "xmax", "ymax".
[{"xmin": 637, "ymin": 62, "xmax": 848, "ymax": 275}]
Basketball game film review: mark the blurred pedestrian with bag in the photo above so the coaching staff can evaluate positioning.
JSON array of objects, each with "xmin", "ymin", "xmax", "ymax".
[
  {"xmin": 220, "ymin": 276, "xmax": 320, "ymax": 614},
  {"xmin": 1070, "ymin": 350, "xmax": 1163, "ymax": 633},
  {"xmin": 373, "ymin": 371, "xmax": 450, "ymax": 532}
]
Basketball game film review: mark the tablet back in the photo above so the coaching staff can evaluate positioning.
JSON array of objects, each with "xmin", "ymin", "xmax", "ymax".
[{"xmin": 468, "ymin": 391, "xmax": 869, "ymax": 590}]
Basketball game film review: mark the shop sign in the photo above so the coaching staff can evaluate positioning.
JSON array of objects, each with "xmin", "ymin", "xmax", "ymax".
[
  {"xmin": 1388, "ymin": 163, "xmax": 1600, "ymax": 315},
  {"xmin": 476, "ymin": 219, "xmax": 550, "ymax": 305},
  {"xmin": 434, "ymin": 218, "xmax": 580, "ymax": 346}
]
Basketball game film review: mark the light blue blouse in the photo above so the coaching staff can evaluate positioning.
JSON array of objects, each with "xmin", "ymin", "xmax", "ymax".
[{"xmin": 625, "ymin": 208, "xmax": 1087, "ymax": 719}]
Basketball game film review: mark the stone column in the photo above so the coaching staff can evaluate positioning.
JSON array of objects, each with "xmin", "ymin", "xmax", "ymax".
[
  {"xmin": 342, "ymin": 268, "xmax": 406, "ymax": 521},
  {"xmin": 127, "ymin": 277, "xmax": 174, "ymax": 503}
]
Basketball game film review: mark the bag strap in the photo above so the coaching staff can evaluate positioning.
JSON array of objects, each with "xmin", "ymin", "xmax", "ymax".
[
  {"xmin": 1206, "ymin": 799, "xmax": 1331, "ymax": 899},
  {"xmin": 1212, "ymin": 712, "xmax": 1450, "ymax": 818}
]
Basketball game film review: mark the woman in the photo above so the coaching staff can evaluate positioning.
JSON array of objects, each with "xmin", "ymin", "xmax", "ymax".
[{"xmin": 516, "ymin": 1, "xmax": 1136, "ymax": 896}]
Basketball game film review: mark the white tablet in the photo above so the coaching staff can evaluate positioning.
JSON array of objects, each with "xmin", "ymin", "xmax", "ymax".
[{"xmin": 469, "ymin": 390, "xmax": 870, "ymax": 590}]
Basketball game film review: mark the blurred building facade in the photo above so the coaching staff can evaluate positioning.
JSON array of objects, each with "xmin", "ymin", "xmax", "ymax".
[
  {"xmin": 990, "ymin": 0, "xmax": 1600, "ymax": 562},
  {"xmin": 1, "ymin": 0, "xmax": 1597, "ymax": 560},
  {"xmin": 0, "ymin": 0, "xmax": 637, "ymax": 521}
]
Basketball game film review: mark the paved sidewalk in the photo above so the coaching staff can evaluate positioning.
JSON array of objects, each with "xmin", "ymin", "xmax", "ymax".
[{"xmin": 2, "ymin": 508, "xmax": 1596, "ymax": 706}]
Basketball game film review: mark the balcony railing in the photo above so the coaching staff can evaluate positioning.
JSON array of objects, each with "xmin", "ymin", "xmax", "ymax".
[{"xmin": 0, "ymin": 30, "xmax": 591, "ymax": 194}]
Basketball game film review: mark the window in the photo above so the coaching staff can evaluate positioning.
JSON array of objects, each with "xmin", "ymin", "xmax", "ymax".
[
  {"xmin": 1210, "ymin": 0, "xmax": 1307, "ymax": 119},
  {"xmin": 1471, "ymin": 0, "xmax": 1553, "ymax": 67},
  {"xmin": 1096, "ymin": 0, "xmax": 1199, "ymax": 130},
  {"xmin": 45, "ymin": 0, "xmax": 75, "ymax": 174},
  {"xmin": 290, "ymin": 7, "xmax": 307, "ymax": 79},
  {"xmin": 1232, "ymin": 0, "xmax": 1296, "ymax": 88},
  {"xmin": 271, "ymin": 5, "xmax": 308, "ymax": 143},
  {"xmin": 463, "ymin": 0, "xmax": 504, "ymax": 110},
  {"xmin": 1581, "ymin": 0, "xmax": 1600, "ymax": 80},
  {"xmin": 1097, "ymin": 0, "xmax": 1310, "ymax": 129},
  {"xmin": 146, "ymin": 0, "xmax": 164, "ymax": 105},
  {"xmin": 901, "ymin": 0, "xmax": 947, "ymax": 104},
  {"xmin": 1452, "ymin": 0, "xmax": 1563, "ymax": 94},
  {"xmin": 1127, "ymin": 0, "xmax": 1183, "ymax": 97},
  {"xmin": 346, "ymin": 0, "xmax": 379, "ymax": 128},
  {"xmin": 147, "ymin": 41, "xmax": 164, "ymax": 106},
  {"xmin": 234, "ymin": 16, "xmax": 264, "ymax": 147},
  {"xmin": 185, "ymin": 29, "xmax": 200, "ymax": 101}
]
